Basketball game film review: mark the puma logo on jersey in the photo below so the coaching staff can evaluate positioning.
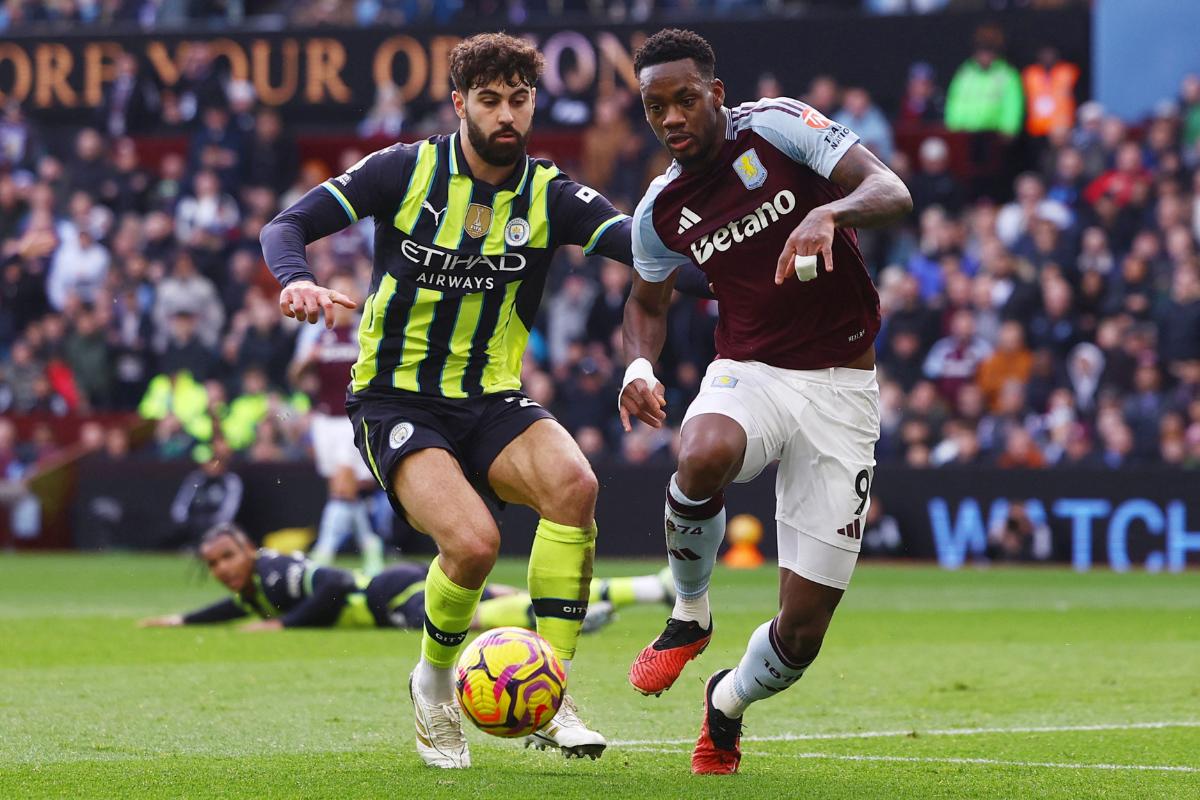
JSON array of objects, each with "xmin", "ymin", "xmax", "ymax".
[
  {"xmin": 689, "ymin": 189, "xmax": 797, "ymax": 265},
  {"xmin": 677, "ymin": 206, "xmax": 702, "ymax": 235},
  {"xmin": 421, "ymin": 201, "xmax": 447, "ymax": 226}
]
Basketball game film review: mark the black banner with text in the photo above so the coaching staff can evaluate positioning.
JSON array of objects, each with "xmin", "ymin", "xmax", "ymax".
[
  {"xmin": 1, "ymin": 9, "xmax": 1089, "ymax": 128},
  {"xmin": 64, "ymin": 461, "xmax": 1199, "ymax": 573}
]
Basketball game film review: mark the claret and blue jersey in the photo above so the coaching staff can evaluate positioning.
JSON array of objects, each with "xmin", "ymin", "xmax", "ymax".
[{"xmin": 632, "ymin": 98, "xmax": 882, "ymax": 371}]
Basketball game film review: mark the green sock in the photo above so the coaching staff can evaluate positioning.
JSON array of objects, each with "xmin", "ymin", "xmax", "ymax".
[
  {"xmin": 475, "ymin": 592, "xmax": 535, "ymax": 630},
  {"xmin": 528, "ymin": 519, "xmax": 596, "ymax": 663},
  {"xmin": 421, "ymin": 557, "xmax": 485, "ymax": 669},
  {"xmin": 590, "ymin": 577, "xmax": 638, "ymax": 608}
]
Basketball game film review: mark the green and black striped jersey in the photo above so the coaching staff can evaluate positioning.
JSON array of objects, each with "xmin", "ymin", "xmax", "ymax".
[{"xmin": 265, "ymin": 133, "xmax": 631, "ymax": 399}]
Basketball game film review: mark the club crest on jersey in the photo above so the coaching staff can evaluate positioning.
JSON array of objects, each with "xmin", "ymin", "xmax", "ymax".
[
  {"xmin": 733, "ymin": 148, "xmax": 768, "ymax": 190},
  {"xmin": 504, "ymin": 217, "xmax": 531, "ymax": 246},
  {"xmin": 464, "ymin": 204, "xmax": 493, "ymax": 239},
  {"xmin": 389, "ymin": 422, "xmax": 414, "ymax": 449}
]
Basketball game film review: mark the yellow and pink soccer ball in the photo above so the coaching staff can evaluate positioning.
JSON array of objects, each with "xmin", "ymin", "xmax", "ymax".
[{"xmin": 454, "ymin": 626, "xmax": 565, "ymax": 738}]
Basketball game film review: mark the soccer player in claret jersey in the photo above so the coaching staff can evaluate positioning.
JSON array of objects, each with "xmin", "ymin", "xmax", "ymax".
[
  {"xmin": 620, "ymin": 30, "xmax": 912, "ymax": 774},
  {"xmin": 290, "ymin": 273, "xmax": 386, "ymax": 577},
  {"xmin": 261, "ymin": 33, "xmax": 637, "ymax": 767}
]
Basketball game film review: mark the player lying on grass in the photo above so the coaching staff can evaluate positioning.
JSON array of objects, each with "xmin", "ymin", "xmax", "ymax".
[{"xmin": 139, "ymin": 523, "xmax": 673, "ymax": 634}]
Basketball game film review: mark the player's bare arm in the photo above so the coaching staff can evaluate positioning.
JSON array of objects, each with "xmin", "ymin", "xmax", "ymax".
[
  {"xmin": 278, "ymin": 280, "xmax": 357, "ymax": 329},
  {"xmin": 775, "ymin": 144, "xmax": 912, "ymax": 284},
  {"xmin": 619, "ymin": 270, "xmax": 678, "ymax": 431},
  {"xmin": 241, "ymin": 619, "xmax": 284, "ymax": 632}
]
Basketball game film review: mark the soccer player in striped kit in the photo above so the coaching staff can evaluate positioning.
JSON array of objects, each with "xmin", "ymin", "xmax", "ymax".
[
  {"xmin": 620, "ymin": 29, "xmax": 911, "ymax": 774},
  {"xmin": 262, "ymin": 33, "xmax": 633, "ymax": 767}
]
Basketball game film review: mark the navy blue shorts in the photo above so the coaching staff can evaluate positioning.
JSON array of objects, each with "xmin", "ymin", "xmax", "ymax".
[
  {"xmin": 366, "ymin": 561, "xmax": 500, "ymax": 629},
  {"xmin": 347, "ymin": 387, "xmax": 554, "ymax": 519}
]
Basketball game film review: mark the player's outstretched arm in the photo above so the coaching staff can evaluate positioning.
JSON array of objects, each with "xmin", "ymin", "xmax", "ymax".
[
  {"xmin": 775, "ymin": 144, "xmax": 912, "ymax": 284},
  {"xmin": 272, "ymin": 568, "xmax": 357, "ymax": 629},
  {"xmin": 241, "ymin": 619, "xmax": 284, "ymax": 632},
  {"xmin": 260, "ymin": 185, "xmax": 363, "ymax": 328},
  {"xmin": 619, "ymin": 271, "xmax": 677, "ymax": 431},
  {"xmin": 140, "ymin": 598, "xmax": 249, "ymax": 627},
  {"xmin": 264, "ymin": 145, "xmax": 415, "ymax": 326}
]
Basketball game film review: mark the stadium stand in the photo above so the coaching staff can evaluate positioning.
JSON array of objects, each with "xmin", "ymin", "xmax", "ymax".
[{"xmin": 0, "ymin": 2, "xmax": 1196, "ymax": 551}]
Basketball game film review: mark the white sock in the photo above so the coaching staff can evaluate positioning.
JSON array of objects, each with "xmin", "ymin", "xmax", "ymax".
[
  {"xmin": 415, "ymin": 657, "xmax": 454, "ymax": 704},
  {"xmin": 351, "ymin": 501, "xmax": 384, "ymax": 575},
  {"xmin": 664, "ymin": 473, "xmax": 724, "ymax": 627},
  {"xmin": 712, "ymin": 617, "xmax": 811, "ymax": 719},
  {"xmin": 672, "ymin": 594, "xmax": 711, "ymax": 626},
  {"xmin": 311, "ymin": 499, "xmax": 353, "ymax": 564},
  {"xmin": 630, "ymin": 574, "xmax": 667, "ymax": 603}
]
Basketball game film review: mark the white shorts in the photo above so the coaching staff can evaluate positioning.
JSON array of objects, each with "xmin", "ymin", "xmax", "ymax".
[
  {"xmin": 682, "ymin": 359, "xmax": 880, "ymax": 590},
  {"xmin": 311, "ymin": 412, "xmax": 374, "ymax": 482}
]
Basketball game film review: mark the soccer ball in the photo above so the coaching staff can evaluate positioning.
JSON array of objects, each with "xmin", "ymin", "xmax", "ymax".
[{"xmin": 455, "ymin": 626, "xmax": 566, "ymax": 738}]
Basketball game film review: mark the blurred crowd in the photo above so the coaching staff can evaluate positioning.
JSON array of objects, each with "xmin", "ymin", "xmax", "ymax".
[
  {"xmin": 0, "ymin": 0, "xmax": 1086, "ymax": 32},
  {"xmin": 1, "ymin": 23, "xmax": 1199, "ymax": 487}
]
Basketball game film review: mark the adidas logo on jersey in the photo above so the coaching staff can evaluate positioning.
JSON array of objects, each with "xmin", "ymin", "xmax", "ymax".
[
  {"xmin": 689, "ymin": 189, "xmax": 797, "ymax": 266},
  {"xmin": 677, "ymin": 206, "xmax": 702, "ymax": 235}
]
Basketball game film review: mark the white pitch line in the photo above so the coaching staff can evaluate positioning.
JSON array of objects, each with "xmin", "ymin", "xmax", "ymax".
[
  {"xmin": 610, "ymin": 719, "xmax": 1200, "ymax": 748},
  {"xmin": 622, "ymin": 747, "xmax": 1200, "ymax": 774}
]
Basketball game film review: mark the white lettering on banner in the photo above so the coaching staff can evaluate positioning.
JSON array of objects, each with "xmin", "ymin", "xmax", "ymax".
[{"xmin": 928, "ymin": 497, "xmax": 1200, "ymax": 572}]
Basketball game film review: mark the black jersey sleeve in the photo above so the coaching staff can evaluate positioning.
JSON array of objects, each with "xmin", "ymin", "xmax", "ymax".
[
  {"xmin": 278, "ymin": 566, "xmax": 356, "ymax": 628},
  {"xmin": 320, "ymin": 144, "xmax": 416, "ymax": 222},
  {"xmin": 261, "ymin": 144, "xmax": 417, "ymax": 288},
  {"xmin": 547, "ymin": 175, "xmax": 632, "ymax": 263},
  {"xmin": 674, "ymin": 263, "xmax": 716, "ymax": 299},
  {"xmin": 181, "ymin": 598, "xmax": 248, "ymax": 625},
  {"xmin": 261, "ymin": 187, "xmax": 351, "ymax": 288}
]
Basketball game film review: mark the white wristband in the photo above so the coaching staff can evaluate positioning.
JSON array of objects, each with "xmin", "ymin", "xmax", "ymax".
[{"xmin": 619, "ymin": 358, "xmax": 660, "ymax": 411}]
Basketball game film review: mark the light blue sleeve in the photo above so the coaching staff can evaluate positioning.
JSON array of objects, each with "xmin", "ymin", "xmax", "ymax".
[
  {"xmin": 737, "ymin": 98, "xmax": 861, "ymax": 179},
  {"xmin": 632, "ymin": 173, "xmax": 690, "ymax": 283}
]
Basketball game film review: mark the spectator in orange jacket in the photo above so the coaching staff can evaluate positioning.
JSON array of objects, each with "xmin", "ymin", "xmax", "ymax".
[
  {"xmin": 1022, "ymin": 46, "xmax": 1079, "ymax": 138},
  {"xmin": 977, "ymin": 321, "xmax": 1034, "ymax": 411}
]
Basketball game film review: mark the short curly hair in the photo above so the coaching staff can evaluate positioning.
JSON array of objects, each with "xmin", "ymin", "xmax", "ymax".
[
  {"xmin": 450, "ymin": 33, "xmax": 544, "ymax": 94},
  {"xmin": 634, "ymin": 29, "xmax": 715, "ymax": 79}
]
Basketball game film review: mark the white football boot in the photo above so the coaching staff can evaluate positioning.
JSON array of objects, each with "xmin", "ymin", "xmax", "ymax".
[
  {"xmin": 580, "ymin": 600, "xmax": 615, "ymax": 634},
  {"xmin": 408, "ymin": 671, "xmax": 470, "ymax": 768},
  {"xmin": 524, "ymin": 694, "xmax": 607, "ymax": 760}
]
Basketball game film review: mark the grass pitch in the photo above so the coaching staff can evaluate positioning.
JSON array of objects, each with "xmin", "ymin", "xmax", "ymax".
[{"xmin": 1, "ymin": 555, "xmax": 1197, "ymax": 799}]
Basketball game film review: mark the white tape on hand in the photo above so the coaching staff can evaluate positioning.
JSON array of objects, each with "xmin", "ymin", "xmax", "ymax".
[
  {"xmin": 619, "ymin": 357, "xmax": 660, "ymax": 412},
  {"xmin": 794, "ymin": 254, "xmax": 819, "ymax": 282}
]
